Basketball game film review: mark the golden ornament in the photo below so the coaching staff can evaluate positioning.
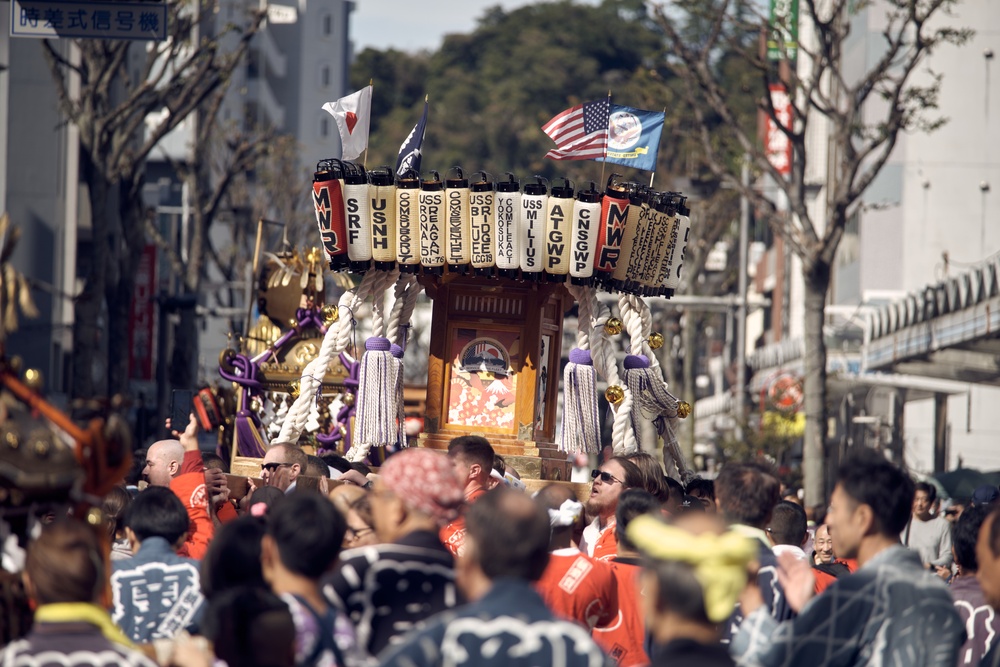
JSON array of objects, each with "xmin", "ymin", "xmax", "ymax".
[
  {"xmin": 343, "ymin": 393, "xmax": 355, "ymax": 406},
  {"xmin": 605, "ymin": 385, "xmax": 625, "ymax": 406},
  {"xmin": 676, "ymin": 401, "xmax": 692, "ymax": 419},
  {"xmin": 604, "ymin": 318, "xmax": 623, "ymax": 336},
  {"xmin": 23, "ymin": 368, "xmax": 43, "ymax": 391},
  {"xmin": 288, "ymin": 381, "xmax": 300, "ymax": 399},
  {"xmin": 321, "ymin": 304, "xmax": 339, "ymax": 325},
  {"xmin": 648, "ymin": 332, "xmax": 664, "ymax": 350}
]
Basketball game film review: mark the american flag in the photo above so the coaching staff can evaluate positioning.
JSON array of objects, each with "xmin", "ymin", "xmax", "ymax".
[{"xmin": 542, "ymin": 98, "xmax": 611, "ymax": 161}]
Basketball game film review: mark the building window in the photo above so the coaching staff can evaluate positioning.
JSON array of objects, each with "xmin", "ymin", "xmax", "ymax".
[
  {"xmin": 321, "ymin": 66, "xmax": 330, "ymax": 88},
  {"xmin": 320, "ymin": 117, "xmax": 329, "ymax": 138},
  {"xmin": 323, "ymin": 14, "xmax": 332, "ymax": 36}
]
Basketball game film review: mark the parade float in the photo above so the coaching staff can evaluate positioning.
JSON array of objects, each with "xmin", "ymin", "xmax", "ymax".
[{"xmin": 219, "ymin": 94, "xmax": 698, "ymax": 482}]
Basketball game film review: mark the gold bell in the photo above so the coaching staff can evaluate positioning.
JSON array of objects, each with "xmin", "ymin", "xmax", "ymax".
[
  {"xmin": 604, "ymin": 317, "xmax": 623, "ymax": 336},
  {"xmin": 676, "ymin": 401, "xmax": 692, "ymax": 419},
  {"xmin": 288, "ymin": 381, "xmax": 301, "ymax": 399},
  {"xmin": 605, "ymin": 385, "xmax": 625, "ymax": 406},
  {"xmin": 648, "ymin": 332, "xmax": 664, "ymax": 350},
  {"xmin": 322, "ymin": 304, "xmax": 339, "ymax": 325}
]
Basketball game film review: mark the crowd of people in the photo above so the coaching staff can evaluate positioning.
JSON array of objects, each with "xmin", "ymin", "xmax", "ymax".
[{"xmin": 3, "ymin": 416, "xmax": 1000, "ymax": 667}]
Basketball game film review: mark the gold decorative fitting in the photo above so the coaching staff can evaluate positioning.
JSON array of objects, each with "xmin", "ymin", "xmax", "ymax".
[
  {"xmin": 604, "ymin": 318, "xmax": 623, "ymax": 336},
  {"xmin": 250, "ymin": 399, "xmax": 262, "ymax": 414},
  {"xmin": 648, "ymin": 332, "xmax": 664, "ymax": 350},
  {"xmin": 605, "ymin": 385, "xmax": 625, "ymax": 406},
  {"xmin": 288, "ymin": 381, "xmax": 301, "ymax": 399},
  {"xmin": 85, "ymin": 508, "xmax": 104, "ymax": 526},
  {"xmin": 31, "ymin": 439, "xmax": 49, "ymax": 457},
  {"xmin": 307, "ymin": 247, "xmax": 322, "ymax": 265},
  {"xmin": 4, "ymin": 432, "xmax": 18, "ymax": 448},
  {"xmin": 23, "ymin": 368, "xmax": 43, "ymax": 391},
  {"xmin": 343, "ymin": 393, "xmax": 355, "ymax": 406},
  {"xmin": 676, "ymin": 401, "xmax": 692, "ymax": 419},
  {"xmin": 289, "ymin": 318, "xmax": 298, "ymax": 328},
  {"xmin": 322, "ymin": 304, "xmax": 339, "ymax": 324}
]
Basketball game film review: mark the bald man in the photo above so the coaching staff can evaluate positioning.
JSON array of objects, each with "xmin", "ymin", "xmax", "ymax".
[
  {"xmin": 151, "ymin": 416, "xmax": 217, "ymax": 559},
  {"xmin": 144, "ymin": 439, "xmax": 185, "ymax": 488}
]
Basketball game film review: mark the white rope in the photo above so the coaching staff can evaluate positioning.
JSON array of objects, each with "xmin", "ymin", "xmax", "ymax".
[
  {"xmin": 369, "ymin": 269, "xmax": 398, "ymax": 338},
  {"xmin": 589, "ymin": 300, "xmax": 621, "ymax": 388},
  {"xmin": 588, "ymin": 298, "xmax": 637, "ymax": 455},
  {"xmin": 275, "ymin": 270, "xmax": 380, "ymax": 445},
  {"xmin": 387, "ymin": 275, "xmax": 423, "ymax": 348},
  {"xmin": 617, "ymin": 293, "xmax": 694, "ymax": 480}
]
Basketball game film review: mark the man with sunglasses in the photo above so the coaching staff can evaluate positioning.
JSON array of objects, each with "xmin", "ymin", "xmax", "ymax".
[
  {"xmin": 581, "ymin": 457, "xmax": 643, "ymax": 562},
  {"xmin": 261, "ymin": 442, "xmax": 307, "ymax": 494}
]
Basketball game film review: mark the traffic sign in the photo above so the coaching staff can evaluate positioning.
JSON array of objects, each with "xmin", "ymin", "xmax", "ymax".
[{"xmin": 10, "ymin": 0, "xmax": 167, "ymax": 41}]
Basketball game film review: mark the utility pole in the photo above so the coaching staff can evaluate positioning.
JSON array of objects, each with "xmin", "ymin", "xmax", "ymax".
[{"xmin": 735, "ymin": 157, "xmax": 750, "ymax": 427}]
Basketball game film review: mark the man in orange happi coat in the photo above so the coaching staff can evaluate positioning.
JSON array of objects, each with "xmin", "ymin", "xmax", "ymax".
[
  {"xmin": 534, "ymin": 483, "xmax": 618, "ymax": 631},
  {"xmin": 440, "ymin": 435, "xmax": 495, "ymax": 556},
  {"xmin": 580, "ymin": 457, "xmax": 643, "ymax": 562}
]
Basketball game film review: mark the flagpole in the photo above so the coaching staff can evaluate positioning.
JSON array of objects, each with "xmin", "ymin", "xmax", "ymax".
[
  {"xmin": 363, "ymin": 79, "xmax": 373, "ymax": 172},
  {"xmin": 599, "ymin": 90, "xmax": 611, "ymax": 187},
  {"xmin": 648, "ymin": 106, "xmax": 667, "ymax": 188}
]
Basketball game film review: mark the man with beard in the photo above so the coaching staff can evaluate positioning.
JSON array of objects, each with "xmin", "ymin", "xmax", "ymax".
[{"xmin": 581, "ymin": 457, "xmax": 642, "ymax": 562}]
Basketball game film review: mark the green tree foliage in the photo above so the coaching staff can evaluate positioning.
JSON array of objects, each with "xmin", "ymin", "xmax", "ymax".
[{"xmin": 348, "ymin": 0, "xmax": 756, "ymax": 188}]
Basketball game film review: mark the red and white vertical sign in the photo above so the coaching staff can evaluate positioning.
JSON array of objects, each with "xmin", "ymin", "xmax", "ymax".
[
  {"xmin": 766, "ymin": 84, "xmax": 793, "ymax": 176},
  {"xmin": 128, "ymin": 245, "xmax": 156, "ymax": 380}
]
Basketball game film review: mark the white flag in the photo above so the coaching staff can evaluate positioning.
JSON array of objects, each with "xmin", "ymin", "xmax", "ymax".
[{"xmin": 322, "ymin": 85, "xmax": 372, "ymax": 161}]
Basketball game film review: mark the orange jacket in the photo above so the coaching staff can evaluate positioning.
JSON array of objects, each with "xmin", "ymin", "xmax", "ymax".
[
  {"xmin": 440, "ymin": 487, "xmax": 487, "ymax": 557},
  {"xmin": 171, "ymin": 451, "xmax": 214, "ymax": 560}
]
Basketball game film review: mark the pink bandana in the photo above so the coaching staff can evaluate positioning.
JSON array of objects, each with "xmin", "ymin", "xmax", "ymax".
[{"xmin": 381, "ymin": 449, "xmax": 464, "ymax": 526}]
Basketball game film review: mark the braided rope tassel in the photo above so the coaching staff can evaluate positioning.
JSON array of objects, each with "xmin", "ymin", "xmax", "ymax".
[
  {"xmin": 274, "ymin": 270, "xmax": 380, "ymax": 445},
  {"xmin": 559, "ymin": 285, "xmax": 601, "ymax": 454},
  {"xmin": 617, "ymin": 295, "xmax": 694, "ymax": 481},
  {"xmin": 347, "ymin": 269, "xmax": 402, "ymax": 462}
]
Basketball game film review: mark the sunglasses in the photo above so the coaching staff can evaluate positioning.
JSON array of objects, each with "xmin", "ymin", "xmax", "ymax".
[
  {"xmin": 261, "ymin": 462, "xmax": 292, "ymax": 473},
  {"xmin": 591, "ymin": 469, "xmax": 623, "ymax": 485}
]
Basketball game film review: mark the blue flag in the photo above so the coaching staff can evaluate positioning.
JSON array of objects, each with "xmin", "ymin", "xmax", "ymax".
[
  {"xmin": 596, "ymin": 105, "xmax": 665, "ymax": 172},
  {"xmin": 396, "ymin": 100, "xmax": 428, "ymax": 177}
]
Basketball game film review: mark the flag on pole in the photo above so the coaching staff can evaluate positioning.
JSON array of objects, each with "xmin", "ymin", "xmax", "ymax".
[
  {"xmin": 597, "ymin": 105, "xmax": 666, "ymax": 172},
  {"xmin": 322, "ymin": 85, "xmax": 372, "ymax": 161},
  {"xmin": 396, "ymin": 99, "xmax": 428, "ymax": 177},
  {"xmin": 542, "ymin": 98, "xmax": 611, "ymax": 161}
]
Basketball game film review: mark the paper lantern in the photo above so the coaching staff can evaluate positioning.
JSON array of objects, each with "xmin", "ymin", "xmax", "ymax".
[
  {"xmin": 343, "ymin": 163, "xmax": 371, "ymax": 273},
  {"xmin": 543, "ymin": 178, "xmax": 574, "ymax": 282},
  {"xmin": 470, "ymin": 172, "xmax": 496, "ymax": 277},
  {"xmin": 368, "ymin": 167, "xmax": 397, "ymax": 270},
  {"xmin": 632, "ymin": 194, "xmax": 671, "ymax": 295},
  {"xmin": 612, "ymin": 188, "xmax": 646, "ymax": 292},
  {"xmin": 312, "ymin": 160, "xmax": 349, "ymax": 272},
  {"xmin": 395, "ymin": 170, "xmax": 421, "ymax": 273},
  {"xmin": 519, "ymin": 176, "xmax": 548, "ymax": 280},
  {"xmin": 419, "ymin": 171, "xmax": 446, "ymax": 274},
  {"xmin": 594, "ymin": 176, "xmax": 630, "ymax": 284},
  {"xmin": 445, "ymin": 167, "xmax": 472, "ymax": 273},
  {"xmin": 648, "ymin": 195, "xmax": 679, "ymax": 296},
  {"xmin": 570, "ymin": 182, "xmax": 602, "ymax": 286},
  {"xmin": 494, "ymin": 173, "xmax": 521, "ymax": 278},
  {"xmin": 662, "ymin": 196, "xmax": 690, "ymax": 296}
]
